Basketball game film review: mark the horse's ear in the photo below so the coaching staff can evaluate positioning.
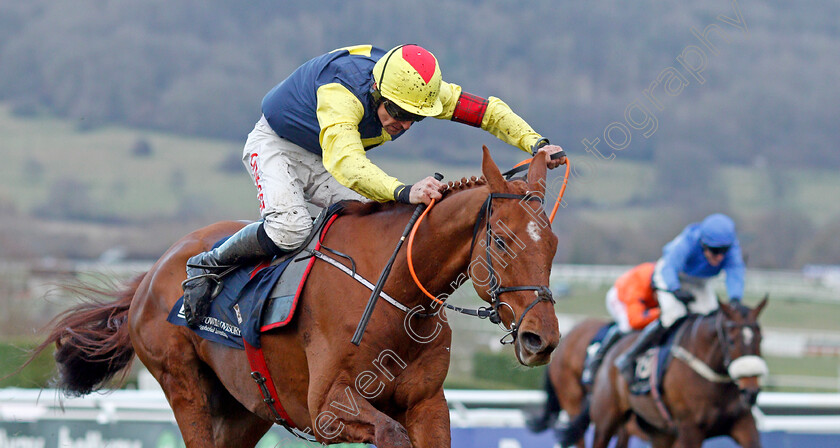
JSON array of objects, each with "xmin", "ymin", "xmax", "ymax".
[
  {"xmin": 481, "ymin": 146, "xmax": 505, "ymax": 190},
  {"xmin": 718, "ymin": 299, "xmax": 729, "ymax": 313},
  {"xmin": 753, "ymin": 294, "xmax": 769, "ymax": 318},
  {"xmin": 527, "ymin": 150, "xmax": 548, "ymax": 194}
]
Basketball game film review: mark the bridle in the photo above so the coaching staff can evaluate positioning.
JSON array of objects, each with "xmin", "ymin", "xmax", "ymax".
[
  {"xmin": 466, "ymin": 192, "xmax": 555, "ymax": 344},
  {"xmin": 714, "ymin": 308, "xmax": 760, "ymax": 369}
]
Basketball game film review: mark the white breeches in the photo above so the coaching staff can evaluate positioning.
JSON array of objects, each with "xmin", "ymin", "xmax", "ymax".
[
  {"xmin": 652, "ymin": 258, "xmax": 719, "ymax": 327},
  {"xmin": 241, "ymin": 116, "xmax": 365, "ymax": 250}
]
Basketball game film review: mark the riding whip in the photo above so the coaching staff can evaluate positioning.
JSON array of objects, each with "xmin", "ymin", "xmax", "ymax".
[{"xmin": 351, "ymin": 173, "xmax": 444, "ymax": 346}]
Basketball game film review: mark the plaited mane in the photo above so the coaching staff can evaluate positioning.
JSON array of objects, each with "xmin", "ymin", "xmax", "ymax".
[
  {"xmin": 339, "ymin": 176, "xmax": 490, "ymax": 217},
  {"xmin": 440, "ymin": 176, "xmax": 487, "ymax": 198}
]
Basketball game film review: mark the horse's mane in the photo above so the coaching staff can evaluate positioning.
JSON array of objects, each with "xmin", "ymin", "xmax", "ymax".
[{"xmin": 338, "ymin": 176, "xmax": 488, "ymax": 217}]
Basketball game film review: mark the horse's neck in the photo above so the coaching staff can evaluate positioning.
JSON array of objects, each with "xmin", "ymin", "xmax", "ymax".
[
  {"xmin": 402, "ymin": 186, "xmax": 490, "ymax": 305},
  {"xmin": 683, "ymin": 313, "xmax": 726, "ymax": 369}
]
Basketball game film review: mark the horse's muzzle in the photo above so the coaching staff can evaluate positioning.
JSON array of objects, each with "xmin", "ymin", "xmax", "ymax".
[
  {"xmin": 517, "ymin": 330, "xmax": 558, "ymax": 366},
  {"xmin": 737, "ymin": 375, "xmax": 761, "ymax": 407},
  {"xmin": 740, "ymin": 386, "xmax": 760, "ymax": 407}
]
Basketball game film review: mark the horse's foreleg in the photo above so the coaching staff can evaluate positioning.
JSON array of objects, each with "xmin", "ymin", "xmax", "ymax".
[
  {"xmin": 672, "ymin": 424, "xmax": 704, "ymax": 448},
  {"xmin": 590, "ymin": 388, "xmax": 627, "ymax": 448},
  {"xmin": 729, "ymin": 412, "xmax": 762, "ymax": 448},
  {"xmin": 309, "ymin": 382, "xmax": 412, "ymax": 447},
  {"xmin": 405, "ymin": 389, "xmax": 450, "ymax": 447},
  {"xmin": 614, "ymin": 427, "xmax": 631, "ymax": 448},
  {"xmin": 650, "ymin": 432, "xmax": 676, "ymax": 448}
]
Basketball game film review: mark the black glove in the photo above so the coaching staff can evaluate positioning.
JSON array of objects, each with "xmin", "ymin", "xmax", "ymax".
[
  {"xmin": 673, "ymin": 289, "xmax": 695, "ymax": 305},
  {"xmin": 730, "ymin": 299, "xmax": 749, "ymax": 316}
]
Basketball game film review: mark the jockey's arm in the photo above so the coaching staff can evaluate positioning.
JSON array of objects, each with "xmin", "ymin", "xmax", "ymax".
[
  {"xmin": 434, "ymin": 81, "xmax": 565, "ymax": 168},
  {"xmin": 722, "ymin": 243, "xmax": 746, "ymax": 301},
  {"xmin": 627, "ymin": 299, "xmax": 661, "ymax": 330},
  {"xmin": 657, "ymin": 236, "xmax": 694, "ymax": 292},
  {"xmin": 623, "ymin": 276, "xmax": 661, "ymax": 329},
  {"xmin": 317, "ymin": 83, "xmax": 405, "ymax": 202}
]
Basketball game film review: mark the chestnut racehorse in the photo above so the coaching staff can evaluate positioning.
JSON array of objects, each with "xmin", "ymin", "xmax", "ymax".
[
  {"xmin": 26, "ymin": 147, "xmax": 560, "ymax": 447},
  {"xmin": 575, "ymin": 298, "xmax": 768, "ymax": 448}
]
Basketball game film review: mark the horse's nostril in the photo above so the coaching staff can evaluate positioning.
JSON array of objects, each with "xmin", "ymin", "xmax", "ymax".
[
  {"xmin": 740, "ymin": 388, "xmax": 760, "ymax": 406},
  {"xmin": 521, "ymin": 331, "xmax": 544, "ymax": 353}
]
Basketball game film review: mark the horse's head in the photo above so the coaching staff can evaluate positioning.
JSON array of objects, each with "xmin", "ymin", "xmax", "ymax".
[
  {"xmin": 717, "ymin": 295, "xmax": 769, "ymax": 406},
  {"xmin": 467, "ymin": 146, "xmax": 560, "ymax": 366}
]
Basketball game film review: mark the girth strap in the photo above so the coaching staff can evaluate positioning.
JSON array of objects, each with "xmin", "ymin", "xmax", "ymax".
[{"xmin": 244, "ymin": 340, "xmax": 316, "ymax": 442}]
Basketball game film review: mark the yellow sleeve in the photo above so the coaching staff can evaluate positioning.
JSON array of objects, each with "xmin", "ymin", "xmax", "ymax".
[
  {"xmin": 316, "ymin": 83, "xmax": 404, "ymax": 202},
  {"xmin": 435, "ymin": 81, "xmax": 542, "ymax": 154}
]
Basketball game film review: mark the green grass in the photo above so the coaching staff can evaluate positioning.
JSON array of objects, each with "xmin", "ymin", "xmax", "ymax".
[
  {"xmin": 4, "ymin": 102, "xmax": 840, "ymax": 227},
  {"xmin": 0, "ymin": 339, "xmax": 55, "ymax": 388},
  {"xmin": 555, "ymin": 281, "xmax": 840, "ymax": 332},
  {"xmin": 0, "ymin": 104, "xmax": 256, "ymax": 221}
]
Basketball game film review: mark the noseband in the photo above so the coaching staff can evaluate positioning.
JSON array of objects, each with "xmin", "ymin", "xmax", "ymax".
[
  {"xmin": 468, "ymin": 192, "xmax": 555, "ymax": 344},
  {"xmin": 715, "ymin": 309, "xmax": 761, "ymax": 369}
]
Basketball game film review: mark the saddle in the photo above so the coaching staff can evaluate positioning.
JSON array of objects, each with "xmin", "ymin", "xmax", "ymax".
[
  {"xmin": 166, "ymin": 203, "xmax": 346, "ymax": 349},
  {"xmin": 627, "ymin": 317, "xmax": 691, "ymax": 396}
]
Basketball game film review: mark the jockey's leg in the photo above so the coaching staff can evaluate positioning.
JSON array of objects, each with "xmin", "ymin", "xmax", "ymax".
[
  {"xmin": 614, "ymin": 259, "xmax": 681, "ymax": 379},
  {"xmin": 183, "ymin": 221, "xmax": 286, "ymax": 326},
  {"xmin": 183, "ymin": 117, "xmax": 309, "ymax": 327},
  {"xmin": 682, "ymin": 276, "xmax": 718, "ymax": 315},
  {"xmin": 582, "ymin": 323, "xmax": 622, "ymax": 385},
  {"xmin": 652, "ymin": 259, "xmax": 689, "ymax": 328},
  {"xmin": 613, "ymin": 319, "xmax": 666, "ymax": 381}
]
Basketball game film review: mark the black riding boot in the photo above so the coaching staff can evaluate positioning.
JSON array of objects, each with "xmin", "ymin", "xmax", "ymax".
[
  {"xmin": 581, "ymin": 325, "xmax": 622, "ymax": 385},
  {"xmin": 613, "ymin": 320, "xmax": 666, "ymax": 381},
  {"xmin": 182, "ymin": 222, "xmax": 283, "ymax": 327}
]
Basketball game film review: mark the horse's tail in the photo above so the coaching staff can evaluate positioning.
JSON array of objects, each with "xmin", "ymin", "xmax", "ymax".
[
  {"xmin": 24, "ymin": 273, "xmax": 146, "ymax": 396},
  {"xmin": 558, "ymin": 398, "xmax": 591, "ymax": 448},
  {"xmin": 525, "ymin": 370, "xmax": 562, "ymax": 433}
]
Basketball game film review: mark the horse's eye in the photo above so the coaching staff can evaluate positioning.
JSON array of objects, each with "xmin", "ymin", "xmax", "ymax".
[{"xmin": 494, "ymin": 237, "xmax": 507, "ymax": 251}]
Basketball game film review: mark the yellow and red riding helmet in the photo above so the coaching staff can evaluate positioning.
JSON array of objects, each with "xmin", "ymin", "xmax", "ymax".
[{"xmin": 373, "ymin": 44, "xmax": 443, "ymax": 117}]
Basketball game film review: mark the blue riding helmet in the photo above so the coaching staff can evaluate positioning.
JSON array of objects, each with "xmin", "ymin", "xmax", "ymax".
[{"xmin": 699, "ymin": 214, "xmax": 736, "ymax": 248}]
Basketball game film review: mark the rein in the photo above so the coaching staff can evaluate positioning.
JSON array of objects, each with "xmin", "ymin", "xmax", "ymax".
[
  {"xmin": 406, "ymin": 155, "xmax": 570, "ymax": 344},
  {"xmin": 673, "ymin": 310, "xmax": 763, "ymax": 383}
]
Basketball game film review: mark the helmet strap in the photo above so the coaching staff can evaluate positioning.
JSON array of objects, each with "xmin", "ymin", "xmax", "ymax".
[{"xmin": 369, "ymin": 83, "xmax": 382, "ymax": 105}]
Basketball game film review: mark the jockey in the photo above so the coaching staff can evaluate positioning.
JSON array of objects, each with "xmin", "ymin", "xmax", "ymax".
[
  {"xmin": 614, "ymin": 214, "xmax": 746, "ymax": 377},
  {"xmin": 581, "ymin": 262, "xmax": 660, "ymax": 384},
  {"xmin": 181, "ymin": 44, "xmax": 566, "ymax": 326}
]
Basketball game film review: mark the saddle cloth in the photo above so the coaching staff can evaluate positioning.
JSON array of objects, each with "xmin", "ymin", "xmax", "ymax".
[
  {"xmin": 584, "ymin": 322, "xmax": 616, "ymax": 361},
  {"xmin": 166, "ymin": 207, "xmax": 344, "ymax": 349},
  {"xmin": 626, "ymin": 318, "xmax": 688, "ymax": 396}
]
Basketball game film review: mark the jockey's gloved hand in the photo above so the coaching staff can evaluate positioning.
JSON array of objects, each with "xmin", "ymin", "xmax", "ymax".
[
  {"xmin": 730, "ymin": 300, "xmax": 749, "ymax": 316},
  {"xmin": 532, "ymin": 138, "xmax": 566, "ymax": 169},
  {"xmin": 408, "ymin": 176, "xmax": 445, "ymax": 205},
  {"xmin": 673, "ymin": 289, "xmax": 694, "ymax": 305}
]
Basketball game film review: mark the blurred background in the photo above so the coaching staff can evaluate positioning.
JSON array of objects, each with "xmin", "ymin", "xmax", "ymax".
[{"xmin": 1, "ymin": 0, "xmax": 839, "ymax": 446}]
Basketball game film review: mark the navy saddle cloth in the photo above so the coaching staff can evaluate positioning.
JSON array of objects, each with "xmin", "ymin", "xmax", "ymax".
[
  {"xmin": 627, "ymin": 319, "xmax": 687, "ymax": 395},
  {"xmin": 585, "ymin": 321, "xmax": 685, "ymax": 395},
  {"xmin": 167, "ymin": 238, "xmax": 313, "ymax": 350}
]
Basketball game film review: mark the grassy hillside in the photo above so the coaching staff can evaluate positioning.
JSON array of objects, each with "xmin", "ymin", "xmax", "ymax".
[
  {"xmin": 4, "ymin": 103, "xmax": 840, "ymax": 226},
  {"xmin": 0, "ymin": 104, "xmax": 255, "ymax": 222}
]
